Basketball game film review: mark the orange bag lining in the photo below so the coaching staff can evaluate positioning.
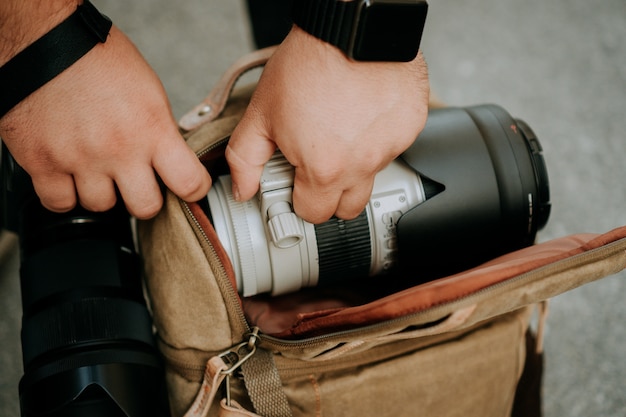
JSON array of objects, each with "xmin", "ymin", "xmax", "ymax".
[{"xmin": 188, "ymin": 189, "xmax": 626, "ymax": 339}]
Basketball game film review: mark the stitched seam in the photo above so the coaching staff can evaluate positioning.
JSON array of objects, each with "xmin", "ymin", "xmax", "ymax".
[{"xmin": 308, "ymin": 374, "xmax": 322, "ymax": 417}]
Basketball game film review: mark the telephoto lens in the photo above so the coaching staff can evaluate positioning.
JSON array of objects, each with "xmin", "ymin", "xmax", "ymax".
[
  {"xmin": 2, "ymin": 150, "xmax": 168, "ymax": 417},
  {"xmin": 208, "ymin": 104, "xmax": 550, "ymax": 296},
  {"xmin": 396, "ymin": 104, "xmax": 551, "ymax": 279}
]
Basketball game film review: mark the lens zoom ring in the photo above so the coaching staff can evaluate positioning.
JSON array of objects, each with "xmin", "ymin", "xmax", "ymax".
[
  {"xmin": 314, "ymin": 211, "xmax": 371, "ymax": 284},
  {"xmin": 22, "ymin": 297, "xmax": 154, "ymax": 366}
]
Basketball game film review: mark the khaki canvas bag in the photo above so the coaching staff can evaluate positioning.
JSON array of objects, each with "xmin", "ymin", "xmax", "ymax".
[{"xmin": 137, "ymin": 48, "xmax": 626, "ymax": 417}]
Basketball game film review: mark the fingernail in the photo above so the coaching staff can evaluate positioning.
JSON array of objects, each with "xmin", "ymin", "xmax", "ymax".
[{"xmin": 232, "ymin": 183, "xmax": 241, "ymax": 201}]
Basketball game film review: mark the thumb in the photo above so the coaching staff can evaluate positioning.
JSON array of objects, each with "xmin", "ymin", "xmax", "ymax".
[{"xmin": 226, "ymin": 121, "xmax": 277, "ymax": 201}]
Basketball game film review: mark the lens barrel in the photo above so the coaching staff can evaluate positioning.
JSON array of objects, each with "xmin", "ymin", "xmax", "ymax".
[
  {"xmin": 16, "ymin": 195, "xmax": 167, "ymax": 416},
  {"xmin": 208, "ymin": 104, "xmax": 551, "ymax": 295},
  {"xmin": 314, "ymin": 211, "xmax": 372, "ymax": 285}
]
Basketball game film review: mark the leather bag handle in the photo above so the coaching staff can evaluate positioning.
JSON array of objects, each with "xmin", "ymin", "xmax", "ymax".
[{"xmin": 178, "ymin": 46, "xmax": 277, "ymax": 133}]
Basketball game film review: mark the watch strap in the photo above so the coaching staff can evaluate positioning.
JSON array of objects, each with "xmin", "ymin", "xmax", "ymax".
[
  {"xmin": 0, "ymin": 0, "xmax": 112, "ymax": 118},
  {"xmin": 291, "ymin": 0, "xmax": 358, "ymax": 55}
]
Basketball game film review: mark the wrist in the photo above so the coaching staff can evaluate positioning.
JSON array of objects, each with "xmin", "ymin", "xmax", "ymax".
[
  {"xmin": 286, "ymin": 24, "xmax": 426, "ymax": 75},
  {"xmin": 0, "ymin": 0, "xmax": 112, "ymax": 118}
]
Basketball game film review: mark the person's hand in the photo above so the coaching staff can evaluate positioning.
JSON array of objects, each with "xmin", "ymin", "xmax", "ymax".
[
  {"xmin": 0, "ymin": 26, "xmax": 211, "ymax": 219},
  {"xmin": 226, "ymin": 25, "xmax": 429, "ymax": 224}
]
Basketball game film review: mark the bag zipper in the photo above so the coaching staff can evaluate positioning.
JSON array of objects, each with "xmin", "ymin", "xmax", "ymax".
[
  {"xmin": 164, "ymin": 136, "xmax": 252, "ymax": 381},
  {"xmin": 180, "ymin": 138, "xmax": 626, "ymax": 376},
  {"xmin": 165, "ymin": 235, "xmax": 626, "ymax": 382},
  {"xmin": 258, "ymin": 236, "xmax": 626, "ymax": 352},
  {"xmin": 184, "ymin": 135, "xmax": 252, "ymax": 336},
  {"xmin": 260, "ymin": 237, "xmax": 626, "ymax": 379},
  {"xmin": 182, "ymin": 200, "xmax": 250, "ymax": 334}
]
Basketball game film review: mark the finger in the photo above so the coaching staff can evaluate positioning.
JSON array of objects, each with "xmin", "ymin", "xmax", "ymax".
[
  {"xmin": 291, "ymin": 169, "xmax": 342, "ymax": 224},
  {"xmin": 226, "ymin": 123, "xmax": 277, "ymax": 202},
  {"xmin": 114, "ymin": 167, "xmax": 163, "ymax": 219},
  {"xmin": 31, "ymin": 173, "xmax": 77, "ymax": 213},
  {"xmin": 152, "ymin": 137, "xmax": 212, "ymax": 204},
  {"xmin": 74, "ymin": 173, "xmax": 118, "ymax": 213},
  {"xmin": 334, "ymin": 178, "xmax": 375, "ymax": 220}
]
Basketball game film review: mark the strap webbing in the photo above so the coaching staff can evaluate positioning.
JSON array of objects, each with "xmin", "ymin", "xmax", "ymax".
[{"xmin": 241, "ymin": 347, "xmax": 293, "ymax": 417}]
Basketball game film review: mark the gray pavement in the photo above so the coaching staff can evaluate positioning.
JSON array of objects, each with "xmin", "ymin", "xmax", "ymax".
[{"xmin": 1, "ymin": 0, "xmax": 625, "ymax": 416}]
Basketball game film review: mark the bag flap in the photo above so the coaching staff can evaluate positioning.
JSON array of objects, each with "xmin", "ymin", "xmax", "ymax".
[{"xmin": 246, "ymin": 226, "xmax": 626, "ymax": 339}]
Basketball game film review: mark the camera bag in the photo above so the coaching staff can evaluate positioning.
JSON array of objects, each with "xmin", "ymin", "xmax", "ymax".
[{"xmin": 137, "ymin": 47, "xmax": 626, "ymax": 417}]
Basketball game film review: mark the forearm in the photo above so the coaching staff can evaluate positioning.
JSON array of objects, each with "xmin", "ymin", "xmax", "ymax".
[{"xmin": 0, "ymin": 0, "xmax": 80, "ymax": 65}]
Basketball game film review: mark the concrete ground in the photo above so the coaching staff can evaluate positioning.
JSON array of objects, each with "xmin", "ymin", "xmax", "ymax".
[{"xmin": 1, "ymin": 0, "xmax": 625, "ymax": 416}]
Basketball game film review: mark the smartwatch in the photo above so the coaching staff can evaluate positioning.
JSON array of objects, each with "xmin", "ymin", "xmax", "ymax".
[{"xmin": 291, "ymin": 0, "xmax": 428, "ymax": 62}]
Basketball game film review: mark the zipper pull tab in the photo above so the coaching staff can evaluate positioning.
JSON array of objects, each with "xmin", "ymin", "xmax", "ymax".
[{"xmin": 219, "ymin": 327, "xmax": 260, "ymax": 407}]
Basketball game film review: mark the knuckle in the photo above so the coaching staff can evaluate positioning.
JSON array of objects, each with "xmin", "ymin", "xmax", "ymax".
[
  {"xmin": 42, "ymin": 197, "xmax": 76, "ymax": 213},
  {"xmin": 293, "ymin": 195, "xmax": 336, "ymax": 224},
  {"xmin": 129, "ymin": 199, "xmax": 162, "ymax": 220},
  {"xmin": 224, "ymin": 144, "xmax": 249, "ymax": 170},
  {"xmin": 79, "ymin": 195, "xmax": 117, "ymax": 213},
  {"xmin": 302, "ymin": 210, "xmax": 334, "ymax": 225},
  {"xmin": 175, "ymin": 170, "xmax": 210, "ymax": 201},
  {"xmin": 307, "ymin": 165, "xmax": 342, "ymax": 188},
  {"xmin": 335, "ymin": 206, "xmax": 363, "ymax": 221}
]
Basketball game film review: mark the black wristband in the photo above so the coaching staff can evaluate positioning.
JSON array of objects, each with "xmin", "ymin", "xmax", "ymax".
[
  {"xmin": 291, "ymin": 0, "xmax": 428, "ymax": 62},
  {"xmin": 0, "ymin": 0, "xmax": 112, "ymax": 119},
  {"xmin": 291, "ymin": 0, "xmax": 358, "ymax": 55}
]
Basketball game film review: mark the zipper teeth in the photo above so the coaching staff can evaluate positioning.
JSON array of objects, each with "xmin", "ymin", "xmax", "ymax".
[
  {"xmin": 186, "ymin": 136, "xmax": 251, "ymax": 332},
  {"xmin": 169, "ymin": 236, "xmax": 625, "ymax": 378},
  {"xmin": 196, "ymin": 135, "xmax": 230, "ymax": 158},
  {"xmin": 258, "ymin": 236, "xmax": 626, "ymax": 349},
  {"xmin": 181, "ymin": 201, "xmax": 251, "ymax": 332}
]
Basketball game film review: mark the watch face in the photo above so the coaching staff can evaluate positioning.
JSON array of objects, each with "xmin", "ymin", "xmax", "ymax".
[{"xmin": 352, "ymin": 0, "xmax": 428, "ymax": 62}]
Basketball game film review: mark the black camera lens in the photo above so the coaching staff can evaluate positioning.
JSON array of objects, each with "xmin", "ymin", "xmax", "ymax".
[
  {"xmin": 16, "ymin": 202, "xmax": 167, "ymax": 417},
  {"xmin": 0, "ymin": 146, "xmax": 170, "ymax": 417},
  {"xmin": 515, "ymin": 118, "xmax": 551, "ymax": 231},
  {"xmin": 397, "ymin": 104, "xmax": 551, "ymax": 280}
]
